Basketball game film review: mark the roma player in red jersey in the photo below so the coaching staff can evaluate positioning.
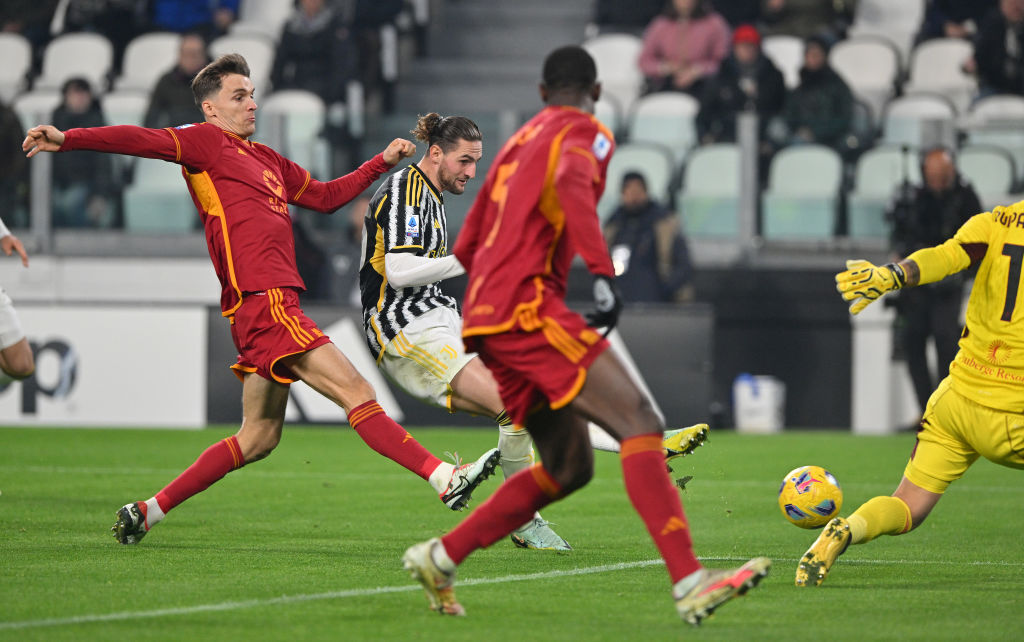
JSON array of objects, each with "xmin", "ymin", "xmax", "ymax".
[
  {"xmin": 400, "ymin": 46, "xmax": 770, "ymax": 625},
  {"xmin": 22, "ymin": 54, "xmax": 499, "ymax": 545}
]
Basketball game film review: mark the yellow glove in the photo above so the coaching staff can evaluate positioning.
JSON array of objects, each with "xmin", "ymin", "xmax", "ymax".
[{"xmin": 835, "ymin": 259, "xmax": 907, "ymax": 315}]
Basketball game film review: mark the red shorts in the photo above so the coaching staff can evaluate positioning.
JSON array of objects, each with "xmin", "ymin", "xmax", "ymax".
[
  {"xmin": 465, "ymin": 301, "xmax": 609, "ymax": 426},
  {"xmin": 228, "ymin": 287, "xmax": 331, "ymax": 384}
]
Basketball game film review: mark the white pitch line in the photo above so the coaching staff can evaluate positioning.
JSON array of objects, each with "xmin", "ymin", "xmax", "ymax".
[{"xmin": 2, "ymin": 555, "xmax": 1021, "ymax": 631}]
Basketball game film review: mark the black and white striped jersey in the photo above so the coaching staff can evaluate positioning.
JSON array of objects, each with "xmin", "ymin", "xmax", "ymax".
[{"xmin": 359, "ymin": 164, "xmax": 458, "ymax": 360}]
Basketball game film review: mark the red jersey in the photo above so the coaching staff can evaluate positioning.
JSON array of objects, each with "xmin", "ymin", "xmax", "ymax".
[
  {"xmin": 453, "ymin": 105, "xmax": 615, "ymax": 336},
  {"xmin": 61, "ymin": 123, "xmax": 389, "ymax": 315}
]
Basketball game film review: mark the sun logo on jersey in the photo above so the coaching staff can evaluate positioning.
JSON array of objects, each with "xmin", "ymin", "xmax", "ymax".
[
  {"xmin": 987, "ymin": 339, "xmax": 1012, "ymax": 364},
  {"xmin": 262, "ymin": 169, "xmax": 284, "ymax": 197}
]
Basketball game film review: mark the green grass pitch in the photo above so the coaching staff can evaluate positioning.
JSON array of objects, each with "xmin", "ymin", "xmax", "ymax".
[{"xmin": 1, "ymin": 426, "xmax": 1021, "ymax": 641}]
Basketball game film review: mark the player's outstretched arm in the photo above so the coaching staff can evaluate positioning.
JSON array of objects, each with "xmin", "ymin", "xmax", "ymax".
[
  {"xmin": 381, "ymin": 138, "xmax": 416, "ymax": 166},
  {"xmin": 22, "ymin": 125, "xmax": 66, "ymax": 157},
  {"xmin": 835, "ymin": 259, "xmax": 915, "ymax": 315}
]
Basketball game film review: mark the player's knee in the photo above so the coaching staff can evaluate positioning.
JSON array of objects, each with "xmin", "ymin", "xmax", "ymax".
[
  {"xmin": 238, "ymin": 423, "xmax": 283, "ymax": 462},
  {"xmin": 554, "ymin": 459, "xmax": 593, "ymax": 494},
  {"xmin": 1, "ymin": 350, "xmax": 35, "ymax": 380}
]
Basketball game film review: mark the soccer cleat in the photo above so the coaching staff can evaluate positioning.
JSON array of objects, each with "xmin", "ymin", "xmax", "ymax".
[
  {"xmin": 440, "ymin": 447, "xmax": 501, "ymax": 511},
  {"xmin": 663, "ymin": 424, "xmax": 709, "ymax": 464},
  {"xmin": 795, "ymin": 516, "xmax": 851, "ymax": 587},
  {"xmin": 111, "ymin": 501, "xmax": 148, "ymax": 545},
  {"xmin": 402, "ymin": 538, "xmax": 465, "ymax": 616},
  {"xmin": 674, "ymin": 557, "xmax": 772, "ymax": 626},
  {"xmin": 510, "ymin": 518, "xmax": 572, "ymax": 551}
]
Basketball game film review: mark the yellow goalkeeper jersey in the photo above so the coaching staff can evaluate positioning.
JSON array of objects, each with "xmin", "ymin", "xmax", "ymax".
[{"xmin": 922, "ymin": 204, "xmax": 1024, "ymax": 411}]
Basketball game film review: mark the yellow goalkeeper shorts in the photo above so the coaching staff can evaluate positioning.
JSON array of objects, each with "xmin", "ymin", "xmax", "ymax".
[{"xmin": 904, "ymin": 376, "xmax": 1024, "ymax": 494}]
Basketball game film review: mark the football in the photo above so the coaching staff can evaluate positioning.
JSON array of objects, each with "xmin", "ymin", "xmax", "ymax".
[{"xmin": 777, "ymin": 465, "xmax": 843, "ymax": 528}]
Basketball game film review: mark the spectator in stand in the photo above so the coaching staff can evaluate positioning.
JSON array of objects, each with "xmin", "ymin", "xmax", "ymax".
[
  {"xmin": 149, "ymin": 0, "xmax": 237, "ymax": 39},
  {"xmin": 603, "ymin": 172, "xmax": 695, "ymax": 304},
  {"xmin": 51, "ymin": 78, "xmax": 118, "ymax": 228},
  {"xmin": 350, "ymin": 0, "xmax": 404, "ymax": 112},
  {"xmin": 971, "ymin": 0, "xmax": 1024, "ymax": 96},
  {"xmin": 709, "ymin": 0, "xmax": 761, "ymax": 28},
  {"xmin": 638, "ymin": 0, "xmax": 731, "ymax": 96},
  {"xmin": 592, "ymin": 0, "xmax": 665, "ymax": 35},
  {"xmin": 1, "ymin": 0, "xmax": 61, "ymax": 64},
  {"xmin": 0, "ymin": 100, "xmax": 28, "ymax": 228},
  {"xmin": 697, "ymin": 24, "xmax": 785, "ymax": 144},
  {"xmin": 271, "ymin": 0, "xmax": 355, "ymax": 105},
  {"xmin": 780, "ymin": 35, "xmax": 853, "ymax": 151},
  {"xmin": 143, "ymin": 32, "xmax": 208, "ymax": 128},
  {"xmin": 759, "ymin": 0, "xmax": 853, "ymax": 42},
  {"xmin": 916, "ymin": 0, "xmax": 997, "ymax": 43}
]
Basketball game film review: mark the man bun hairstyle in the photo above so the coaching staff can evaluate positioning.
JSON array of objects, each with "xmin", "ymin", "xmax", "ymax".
[
  {"xmin": 191, "ymin": 53, "xmax": 251, "ymax": 106},
  {"xmin": 411, "ymin": 113, "xmax": 482, "ymax": 153},
  {"xmin": 542, "ymin": 45, "xmax": 597, "ymax": 93}
]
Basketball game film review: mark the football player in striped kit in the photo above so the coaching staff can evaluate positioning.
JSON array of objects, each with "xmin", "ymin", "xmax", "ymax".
[{"xmin": 359, "ymin": 113, "xmax": 709, "ymax": 551}]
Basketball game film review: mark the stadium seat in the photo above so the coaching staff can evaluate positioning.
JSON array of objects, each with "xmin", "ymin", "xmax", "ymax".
[
  {"xmin": 0, "ymin": 32, "xmax": 32, "ymax": 103},
  {"xmin": 596, "ymin": 142, "xmax": 675, "ymax": 221},
  {"xmin": 209, "ymin": 34, "xmax": 275, "ymax": 92},
  {"xmin": 115, "ymin": 32, "xmax": 181, "ymax": 92},
  {"xmin": 829, "ymin": 36, "xmax": 899, "ymax": 124},
  {"xmin": 847, "ymin": 144, "xmax": 920, "ymax": 238},
  {"xmin": 101, "ymin": 90, "xmax": 150, "ymax": 127},
  {"xmin": 761, "ymin": 145, "xmax": 842, "ymax": 240},
  {"xmin": 123, "ymin": 159, "xmax": 196, "ymax": 233},
  {"xmin": 12, "ymin": 90, "xmax": 61, "ymax": 129},
  {"xmin": 625, "ymin": 91, "xmax": 698, "ymax": 162},
  {"xmin": 256, "ymin": 90, "xmax": 328, "ymax": 179},
  {"xmin": 35, "ymin": 32, "xmax": 114, "ymax": 93},
  {"xmin": 594, "ymin": 98, "xmax": 622, "ymax": 138},
  {"xmin": 958, "ymin": 144, "xmax": 1018, "ymax": 211},
  {"xmin": 847, "ymin": 0, "xmax": 926, "ymax": 69},
  {"xmin": 583, "ymin": 33, "xmax": 644, "ymax": 116},
  {"xmin": 881, "ymin": 92, "xmax": 957, "ymax": 148},
  {"xmin": 903, "ymin": 38, "xmax": 976, "ymax": 115},
  {"xmin": 762, "ymin": 35, "xmax": 803, "ymax": 90},
  {"xmin": 230, "ymin": 0, "xmax": 293, "ymax": 41},
  {"xmin": 675, "ymin": 143, "xmax": 741, "ymax": 238},
  {"xmin": 965, "ymin": 95, "xmax": 1024, "ymax": 184}
]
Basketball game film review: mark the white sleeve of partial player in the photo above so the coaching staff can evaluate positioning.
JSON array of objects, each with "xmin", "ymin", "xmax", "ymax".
[
  {"xmin": 384, "ymin": 252, "xmax": 465, "ymax": 288},
  {"xmin": 0, "ymin": 217, "xmax": 9, "ymax": 239}
]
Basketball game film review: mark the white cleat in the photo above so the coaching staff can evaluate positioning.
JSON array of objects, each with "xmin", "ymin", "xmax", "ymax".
[
  {"xmin": 510, "ymin": 517, "xmax": 572, "ymax": 551},
  {"xmin": 402, "ymin": 538, "xmax": 465, "ymax": 616},
  {"xmin": 440, "ymin": 447, "xmax": 501, "ymax": 511}
]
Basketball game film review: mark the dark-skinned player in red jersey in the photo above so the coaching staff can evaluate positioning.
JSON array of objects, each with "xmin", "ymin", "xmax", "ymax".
[
  {"xmin": 22, "ymin": 54, "xmax": 500, "ymax": 545},
  {"xmin": 400, "ymin": 46, "xmax": 770, "ymax": 626}
]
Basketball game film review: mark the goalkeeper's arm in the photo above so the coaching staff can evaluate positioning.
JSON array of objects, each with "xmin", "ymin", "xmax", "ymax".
[{"xmin": 836, "ymin": 239, "xmax": 969, "ymax": 315}]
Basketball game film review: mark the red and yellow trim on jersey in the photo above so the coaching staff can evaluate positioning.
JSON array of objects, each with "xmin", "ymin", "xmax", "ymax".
[
  {"xmin": 229, "ymin": 363, "xmax": 258, "ymax": 383},
  {"xmin": 267, "ymin": 287, "xmax": 315, "ymax": 346},
  {"xmin": 267, "ymin": 349, "xmax": 310, "ymax": 384},
  {"xmin": 549, "ymin": 367, "xmax": 588, "ymax": 411},
  {"xmin": 164, "ymin": 127, "xmax": 183, "ymax": 161},
  {"xmin": 186, "ymin": 170, "xmax": 245, "ymax": 316}
]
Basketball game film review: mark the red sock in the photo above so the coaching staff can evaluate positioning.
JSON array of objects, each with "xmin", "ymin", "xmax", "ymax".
[
  {"xmin": 441, "ymin": 464, "xmax": 562, "ymax": 564},
  {"xmin": 155, "ymin": 436, "xmax": 244, "ymax": 512},
  {"xmin": 348, "ymin": 400, "xmax": 441, "ymax": 480},
  {"xmin": 620, "ymin": 434, "xmax": 702, "ymax": 583}
]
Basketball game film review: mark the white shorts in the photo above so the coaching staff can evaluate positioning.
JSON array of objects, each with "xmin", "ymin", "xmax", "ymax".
[
  {"xmin": 379, "ymin": 305, "xmax": 476, "ymax": 411},
  {"xmin": 0, "ymin": 288, "xmax": 25, "ymax": 350}
]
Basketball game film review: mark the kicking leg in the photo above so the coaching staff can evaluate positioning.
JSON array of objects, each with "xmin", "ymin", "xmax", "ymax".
[
  {"xmin": 112, "ymin": 373, "xmax": 286, "ymax": 544},
  {"xmin": 287, "ymin": 343, "xmax": 498, "ymax": 510},
  {"xmin": 0, "ymin": 337, "xmax": 34, "ymax": 382}
]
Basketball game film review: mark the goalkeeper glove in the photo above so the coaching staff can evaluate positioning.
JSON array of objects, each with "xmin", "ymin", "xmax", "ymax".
[
  {"xmin": 585, "ymin": 274, "xmax": 623, "ymax": 334},
  {"xmin": 835, "ymin": 259, "xmax": 907, "ymax": 315}
]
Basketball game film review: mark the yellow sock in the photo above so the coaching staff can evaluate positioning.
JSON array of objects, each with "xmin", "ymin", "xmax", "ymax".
[{"xmin": 847, "ymin": 496, "xmax": 913, "ymax": 545}]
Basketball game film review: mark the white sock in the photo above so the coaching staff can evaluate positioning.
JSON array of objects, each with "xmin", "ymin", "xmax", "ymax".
[
  {"xmin": 427, "ymin": 462, "xmax": 455, "ymax": 494},
  {"xmin": 144, "ymin": 497, "xmax": 166, "ymax": 529},
  {"xmin": 587, "ymin": 423, "xmax": 621, "ymax": 452},
  {"xmin": 430, "ymin": 539, "xmax": 456, "ymax": 573},
  {"xmin": 497, "ymin": 425, "xmax": 533, "ymax": 480}
]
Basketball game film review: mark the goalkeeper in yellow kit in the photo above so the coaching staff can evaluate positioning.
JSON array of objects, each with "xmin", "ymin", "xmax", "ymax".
[{"xmin": 796, "ymin": 206, "xmax": 1024, "ymax": 587}]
